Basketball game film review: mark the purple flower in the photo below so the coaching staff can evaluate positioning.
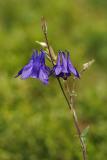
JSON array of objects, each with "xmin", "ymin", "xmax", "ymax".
[
  {"xmin": 53, "ymin": 51, "xmax": 79, "ymax": 79},
  {"xmin": 15, "ymin": 50, "xmax": 50, "ymax": 84}
]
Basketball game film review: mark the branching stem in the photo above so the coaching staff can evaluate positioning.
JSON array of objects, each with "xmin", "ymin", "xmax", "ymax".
[{"xmin": 41, "ymin": 17, "xmax": 87, "ymax": 160}]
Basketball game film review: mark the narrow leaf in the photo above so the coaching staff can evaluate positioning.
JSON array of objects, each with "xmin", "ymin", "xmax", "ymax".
[{"xmin": 81, "ymin": 126, "xmax": 90, "ymax": 138}]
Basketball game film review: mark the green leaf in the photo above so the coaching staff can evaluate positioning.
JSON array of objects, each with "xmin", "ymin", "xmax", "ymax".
[{"xmin": 81, "ymin": 126, "xmax": 90, "ymax": 138}]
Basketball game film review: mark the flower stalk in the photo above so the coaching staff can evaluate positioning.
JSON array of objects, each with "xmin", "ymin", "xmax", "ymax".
[{"xmin": 41, "ymin": 17, "xmax": 87, "ymax": 160}]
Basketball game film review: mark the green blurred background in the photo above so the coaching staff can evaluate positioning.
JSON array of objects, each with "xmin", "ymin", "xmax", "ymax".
[{"xmin": 0, "ymin": 0, "xmax": 107, "ymax": 159}]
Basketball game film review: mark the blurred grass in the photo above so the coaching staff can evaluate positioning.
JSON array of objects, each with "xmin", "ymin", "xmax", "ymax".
[{"xmin": 0, "ymin": 0, "xmax": 107, "ymax": 159}]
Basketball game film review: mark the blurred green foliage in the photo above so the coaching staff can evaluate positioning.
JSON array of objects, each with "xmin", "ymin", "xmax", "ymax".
[{"xmin": 0, "ymin": 0, "xmax": 107, "ymax": 159}]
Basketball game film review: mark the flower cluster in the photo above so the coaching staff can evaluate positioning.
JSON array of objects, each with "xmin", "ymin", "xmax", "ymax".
[{"xmin": 16, "ymin": 50, "xmax": 79, "ymax": 84}]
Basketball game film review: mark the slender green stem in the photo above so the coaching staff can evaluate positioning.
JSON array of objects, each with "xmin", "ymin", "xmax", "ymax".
[
  {"xmin": 57, "ymin": 78, "xmax": 71, "ymax": 110},
  {"xmin": 41, "ymin": 18, "xmax": 87, "ymax": 160}
]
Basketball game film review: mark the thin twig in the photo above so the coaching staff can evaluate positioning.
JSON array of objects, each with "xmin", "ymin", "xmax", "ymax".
[{"xmin": 41, "ymin": 17, "xmax": 87, "ymax": 160}]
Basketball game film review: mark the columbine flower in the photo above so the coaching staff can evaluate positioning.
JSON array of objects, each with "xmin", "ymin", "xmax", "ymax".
[
  {"xmin": 53, "ymin": 51, "xmax": 79, "ymax": 80},
  {"xmin": 15, "ymin": 50, "xmax": 50, "ymax": 84}
]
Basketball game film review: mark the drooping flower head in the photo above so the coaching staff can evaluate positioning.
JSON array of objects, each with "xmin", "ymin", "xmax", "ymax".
[
  {"xmin": 15, "ymin": 50, "xmax": 50, "ymax": 84},
  {"xmin": 16, "ymin": 50, "xmax": 79, "ymax": 84},
  {"xmin": 53, "ymin": 51, "xmax": 79, "ymax": 80}
]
